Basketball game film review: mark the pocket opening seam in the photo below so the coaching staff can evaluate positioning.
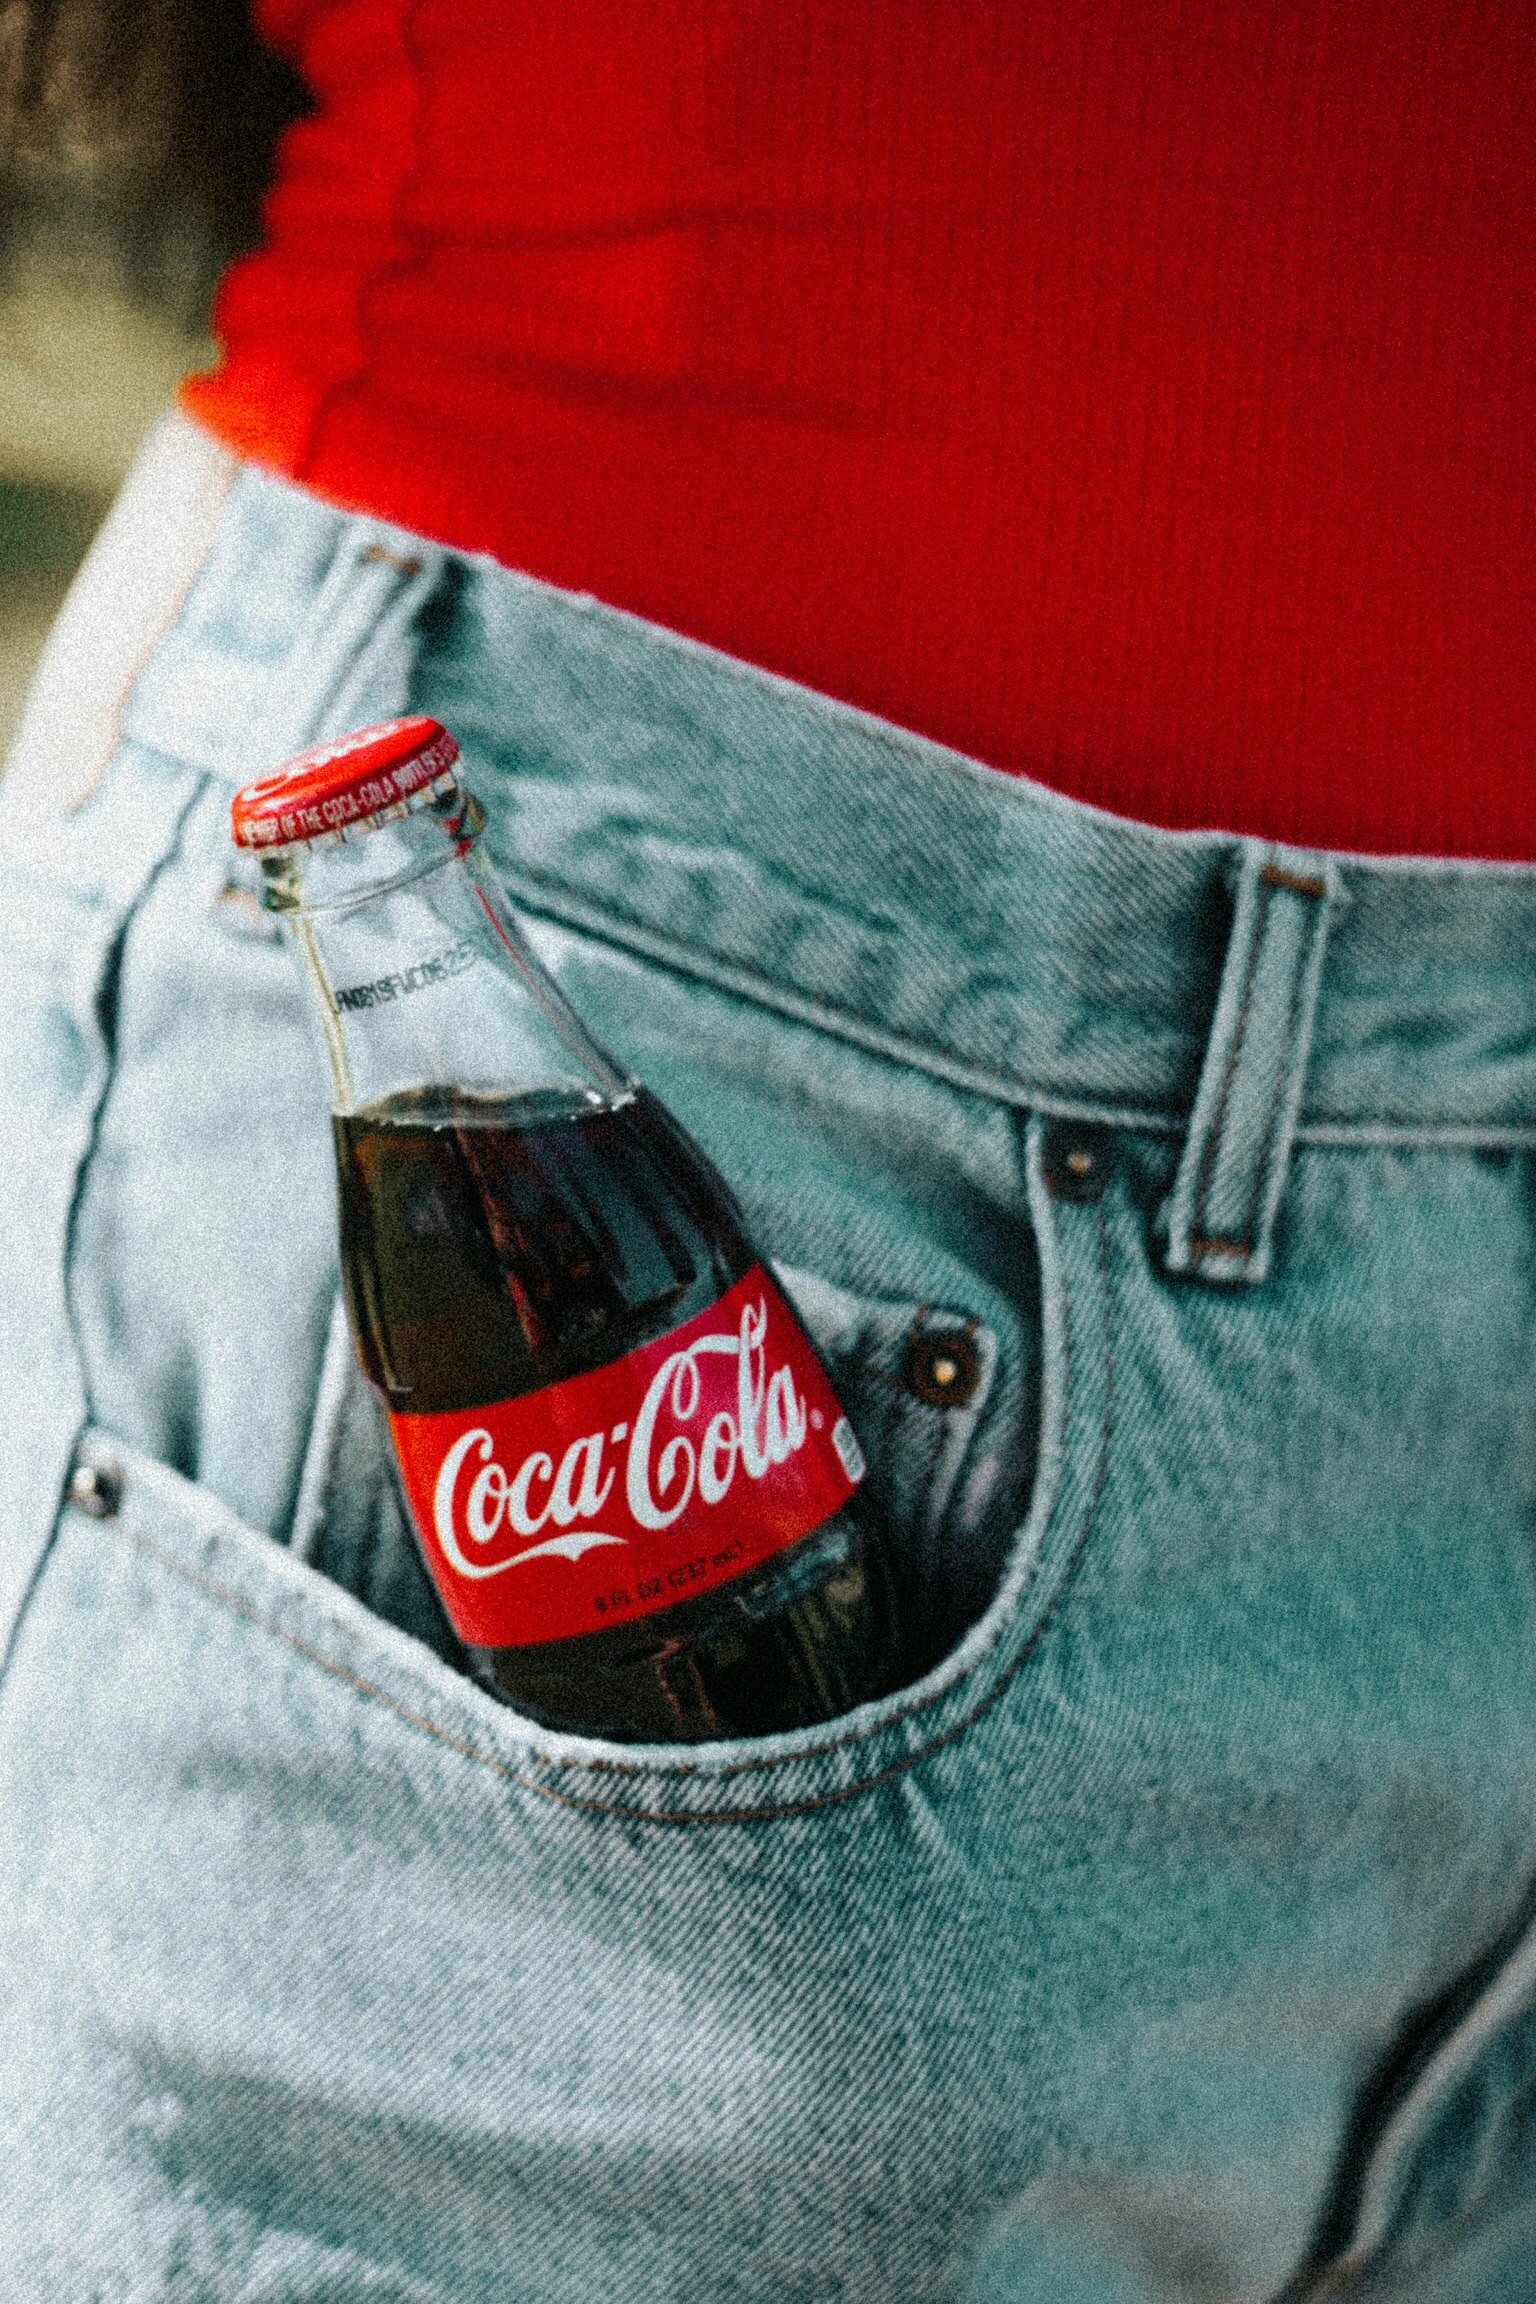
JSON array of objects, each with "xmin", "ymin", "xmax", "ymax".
[{"xmin": 95, "ymin": 1198, "xmax": 1114, "ymax": 1824}]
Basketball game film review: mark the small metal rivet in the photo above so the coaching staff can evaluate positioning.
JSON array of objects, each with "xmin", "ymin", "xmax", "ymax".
[
  {"xmin": 904, "ymin": 1328, "xmax": 982, "ymax": 1410},
  {"xmin": 1043, "ymin": 1121, "xmax": 1113, "ymax": 1203},
  {"xmin": 67, "ymin": 1460, "xmax": 122, "ymax": 1520}
]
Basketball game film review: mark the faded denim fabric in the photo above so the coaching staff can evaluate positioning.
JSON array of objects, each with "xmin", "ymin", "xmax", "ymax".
[{"xmin": 2, "ymin": 456, "xmax": 1536, "ymax": 2303}]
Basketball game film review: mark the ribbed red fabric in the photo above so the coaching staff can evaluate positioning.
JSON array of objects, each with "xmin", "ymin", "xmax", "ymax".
[{"xmin": 182, "ymin": 1, "xmax": 1536, "ymax": 859}]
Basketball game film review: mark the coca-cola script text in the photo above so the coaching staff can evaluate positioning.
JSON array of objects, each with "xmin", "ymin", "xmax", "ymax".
[{"xmin": 388, "ymin": 1265, "xmax": 863, "ymax": 1647}]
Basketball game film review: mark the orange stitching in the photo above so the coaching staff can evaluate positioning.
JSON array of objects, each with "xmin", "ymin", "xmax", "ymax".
[
  {"xmin": 1261, "ymin": 863, "xmax": 1328, "ymax": 899},
  {"xmin": 359, "ymin": 544, "xmax": 424, "ymax": 576},
  {"xmin": 1189, "ymin": 1234, "xmax": 1252, "ymax": 1260}
]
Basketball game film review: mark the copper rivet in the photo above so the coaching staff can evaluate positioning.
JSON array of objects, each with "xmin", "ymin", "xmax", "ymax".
[
  {"xmin": 904, "ymin": 1329, "xmax": 982, "ymax": 1410},
  {"xmin": 68, "ymin": 1460, "xmax": 122, "ymax": 1520},
  {"xmin": 1043, "ymin": 1120, "xmax": 1112, "ymax": 1203}
]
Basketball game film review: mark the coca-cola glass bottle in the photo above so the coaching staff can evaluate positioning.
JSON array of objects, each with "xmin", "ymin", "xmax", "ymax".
[{"xmin": 232, "ymin": 716, "xmax": 898, "ymax": 1741}]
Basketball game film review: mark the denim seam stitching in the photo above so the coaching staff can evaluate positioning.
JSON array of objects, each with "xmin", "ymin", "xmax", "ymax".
[
  {"xmin": 1295, "ymin": 1118, "xmax": 1536, "ymax": 1145},
  {"xmin": 505, "ymin": 867, "xmax": 1536, "ymax": 1147},
  {"xmin": 0, "ymin": 1426, "xmax": 84, "ymax": 1697},
  {"xmin": 101, "ymin": 1202, "xmax": 1112, "ymax": 1824},
  {"xmin": 0, "ymin": 775, "xmax": 206, "ymax": 1680},
  {"xmin": 498, "ymin": 861, "xmax": 1197, "ymax": 1126}
]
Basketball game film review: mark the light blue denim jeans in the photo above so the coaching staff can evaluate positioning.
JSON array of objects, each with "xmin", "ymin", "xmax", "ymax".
[{"xmin": 3, "ymin": 450, "xmax": 1536, "ymax": 2304}]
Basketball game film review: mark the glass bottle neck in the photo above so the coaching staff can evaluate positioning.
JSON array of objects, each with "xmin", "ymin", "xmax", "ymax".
[{"xmin": 259, "ymin": 784, "xmax": 633, "ymax": 1120}]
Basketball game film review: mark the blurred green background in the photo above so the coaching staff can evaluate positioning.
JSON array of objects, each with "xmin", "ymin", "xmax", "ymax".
[
  {"xmin": 0, "ymin": 0, "xmax": 304, "ymax": 759},
  {"xmin": 0, "ymin": 252, "xmax": 210, "ymax": 753}
]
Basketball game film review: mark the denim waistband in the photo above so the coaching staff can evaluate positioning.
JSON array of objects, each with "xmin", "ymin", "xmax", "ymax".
[{"xmin": 120, "ymin": 461, "xmax": 1536, "ymax": 1148}]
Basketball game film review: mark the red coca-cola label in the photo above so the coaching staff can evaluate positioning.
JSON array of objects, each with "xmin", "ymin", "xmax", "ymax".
[{"xmin": 388, "ymin": 1265, "xmax": 866, "ymax": 1649}]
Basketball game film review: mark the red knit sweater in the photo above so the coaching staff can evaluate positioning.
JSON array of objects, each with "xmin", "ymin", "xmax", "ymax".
[{"xmin": 183, "ymin": 0, "xmax": 1536, "ymax": 859}]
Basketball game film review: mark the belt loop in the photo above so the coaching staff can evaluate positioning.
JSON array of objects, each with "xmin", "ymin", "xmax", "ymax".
[
  {"xmin": 250, "ymin": 523, "xmax": 447, "ymax": 771},
  {"xmin": 1160, "ymin": 841, "xmax": 1341, "ymax": 1287}
]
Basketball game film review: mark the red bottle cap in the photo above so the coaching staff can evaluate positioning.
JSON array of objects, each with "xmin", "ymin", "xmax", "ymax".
[{"xmin": 230, "ymin": 715, "xmax": 461, "ymax": 850}]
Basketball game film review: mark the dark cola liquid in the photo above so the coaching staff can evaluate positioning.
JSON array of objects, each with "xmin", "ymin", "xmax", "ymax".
[{"xmin": 335, "ymin": 1084, "xmax": 894, "ymax": 1740}]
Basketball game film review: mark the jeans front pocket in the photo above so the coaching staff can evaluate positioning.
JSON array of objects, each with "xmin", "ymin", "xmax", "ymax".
[
  {"xmin": 286, "ymin": 1251, "xmax": 1018, "ymax": 1742},
  {"xmin": 101, "ymin": 1108, "xmax": 1107, "ymax": 1825}
]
